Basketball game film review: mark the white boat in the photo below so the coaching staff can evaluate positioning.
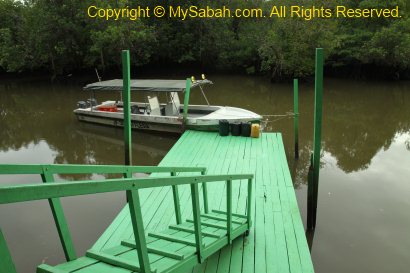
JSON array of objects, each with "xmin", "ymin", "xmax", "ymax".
[{"xmin": 74, "ymin": 78, "xmax": 261, "ymax": 133}]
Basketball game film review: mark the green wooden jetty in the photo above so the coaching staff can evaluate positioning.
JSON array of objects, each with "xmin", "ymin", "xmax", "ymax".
[
  {"xmin": 95, "ymin": 130, "xmax": 315, "ymax": 273},
  {"xmin": 0, "ymin": 130, "xmax": 314, "ymax": 273},
  {"xmin": 1, "ymin": 49, "xmax": 321, "ymax": 273}
]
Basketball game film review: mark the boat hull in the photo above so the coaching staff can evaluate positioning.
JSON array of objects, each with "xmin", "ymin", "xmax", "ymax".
[
  {"xmin": 74, "ymin": 104, "xmax": 261, "ymax": 134},
  {"xmin": 75, "ymin": 112, "xmax": 184, "ymax": 133}
]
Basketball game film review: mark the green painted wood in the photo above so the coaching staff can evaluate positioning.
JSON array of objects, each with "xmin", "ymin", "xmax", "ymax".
[
  {"xmin": 55, "ymin": 257, "xmax": 98, "ymax": 271},
  {"xmin": 122, "ymin": 50, "xmax": 132, "ymax": 166},
  {"xmin": 0, "ymin": 164, "xmax": 205, "ymax": 175},
  {"xmin": 265, "ymin": 134, "xmax": 287, "ymax": 273},
  {"xmin": 211, "ymin": 209, "xmax": 247, "ymax": 219},
  {"xmin": 0, "ymin": 174, "xmax": 253, "ymax": 204},
  {"xmin": 168, "ymin": 225, "xmax": 222, "ymax": 239},
  {"xmin": 247, "ymin": 178, "xmax": 253, "ymax": 229},
  {"xmin": 5, "ymin": 130, "xmax": 313, "ymax": 273},
  {"xmin": 226, "ymin": 180, "xmax": 232, "ymax": 244},
  {"xmin": 309, "ymin": 48, "xmax": 324, "ymax": 231},
  {"xmin": 37, "ymin": 264, "xmax": 68, "ymax": 273},
  {"xmin": 0, "ymin": 229, "xmax": 17, "ymax": 273},
  {"xmin": 171, "ymin": 171, "xmax": 182, "ymax": 224},
  {"xmin": 116, "ymin": 134, "xmax": 198, "ymax": 252},
  {"xmin": 201, "ymin": 170, "xmax": 209, "ymax": 214},
  {"xmin": 200, "ymin": 214, "xmax": 245, "ymax": 225},
  {"xmin": 190, "ymin": 183, "xmax": 204, "ymax": 263},
  {"xmin": 148, "ymin": 232, "xmax": 196, "ymax": 247},
  {"xmin": 294, "ymin": 78, "xmax": 299, "ymax": 159},
  {"xmin": 313, "ymin": 48, "xmax": 324, "ymax": 178},
  {"xmin": 127, "ymin": 189, "xmax": 151, "ymax": 273},
  {"xmin": 183, "ymin": 78, "xmax": 191, "ymax": 121},
  {"xmin": 86, "ymin": 249, "xmax": 141, "ymax": 272},
  {"xmin": 121, "ymin": 239, "xmax": 185, "ymax": 260},
  {"xmin": 148, "ymin": 244, "xmax": 184, "ymax": 260},
  {"xmin": 185, "ymin": 219, "xmax": 227, "ymax": 230},
  {"xmin": 41, "ymin": 167, "xmax": 77, "ymax": 261}
]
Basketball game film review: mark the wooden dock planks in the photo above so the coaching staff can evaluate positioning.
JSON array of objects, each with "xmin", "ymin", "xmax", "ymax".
[{"xmin": 90, "ymin": 131, "xmax": 314, "ymax": 273}]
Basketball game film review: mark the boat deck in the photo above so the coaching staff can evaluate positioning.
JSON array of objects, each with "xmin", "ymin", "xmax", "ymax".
[{"xmin": 92, "ymin": 130, "xmax": 314, "ymax": 273}]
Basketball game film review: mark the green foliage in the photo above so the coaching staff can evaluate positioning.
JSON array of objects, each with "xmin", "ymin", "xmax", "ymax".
[{"xmin": 0, "ymin": 0, "xmax": 408, "ymax": 79}]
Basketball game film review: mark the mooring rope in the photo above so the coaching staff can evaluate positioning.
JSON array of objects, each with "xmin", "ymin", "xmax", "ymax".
[{"xmin": 261, "ymin": 111, "xmax": 297, "ymax": 123}]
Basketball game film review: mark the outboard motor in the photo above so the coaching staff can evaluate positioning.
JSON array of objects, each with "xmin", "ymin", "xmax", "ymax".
[{"xmin": 77, "ymin": 101, "xmax": 87, "ymax": 109}]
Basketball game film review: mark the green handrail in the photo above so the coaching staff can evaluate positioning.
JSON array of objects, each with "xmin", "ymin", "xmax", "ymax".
[
  {"xmin": 0, "ymin": 164, "xmax": 207, "ymax": 263},
  {"xmin": 0, "ymin": 164, "xmax": 206, "ymax": 175},
  {"xmin": 0, "ymin": 174, "xmax": 253, "ymax": 203},
  {"xmin": 0, "ymin": 172, "xmax": 253, "ymax": 273}
]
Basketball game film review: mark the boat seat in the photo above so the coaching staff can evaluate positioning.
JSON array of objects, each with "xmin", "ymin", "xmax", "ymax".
[
  {"xmin": 148, "ymin": 96, "xmax": 161, "ymax": 116},
  {"xmin": 165, "ymin": 92, "xmax": 180, "ymax": 116}
]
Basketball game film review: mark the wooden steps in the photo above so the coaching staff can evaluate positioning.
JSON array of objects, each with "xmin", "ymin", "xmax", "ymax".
[
  {"xmin": 38, "ymin": 211, "xmax": 249, "ymax": 273},
  {"xmin": 0, "ymin": 130, "xmax": 315, "ymax": 273},
  {"xmin": 91, "ymin": 131, "xmax": 315, "ymax": 273}
]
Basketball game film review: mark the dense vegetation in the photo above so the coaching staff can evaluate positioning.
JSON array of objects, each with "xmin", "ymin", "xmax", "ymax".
[{"xmin": 0, "ymin": 0, "xmax": 409, "ymax": 80}]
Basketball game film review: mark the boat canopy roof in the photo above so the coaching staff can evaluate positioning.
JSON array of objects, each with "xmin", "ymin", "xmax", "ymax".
[{"xmin": 83, "ymin": 79, "xmax": 212, "ymax": 92}]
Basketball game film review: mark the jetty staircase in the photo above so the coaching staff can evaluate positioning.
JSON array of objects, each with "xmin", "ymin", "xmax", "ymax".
[{"xmin": 0, "ymin": 164, "xmax": 253, "ymax": 273}]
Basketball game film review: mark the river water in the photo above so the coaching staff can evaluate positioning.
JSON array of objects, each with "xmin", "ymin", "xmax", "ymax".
[{"xmin": 0, "ymin": 75, "xmax": 409, "ymax": 273}]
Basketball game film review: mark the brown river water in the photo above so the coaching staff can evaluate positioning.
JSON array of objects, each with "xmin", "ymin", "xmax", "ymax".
[{"xmin": 0, "ymin": 75, "xmax": 409, "ymax": 273}]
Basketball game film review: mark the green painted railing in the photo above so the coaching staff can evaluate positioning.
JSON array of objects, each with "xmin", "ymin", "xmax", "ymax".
[
  {"xmin": 0, "ymin": 164, "xmax": 253, "ymax": 273},
  {"xmin": 0, "ymin": 164, "xmax": 205, "ymax": 269}
]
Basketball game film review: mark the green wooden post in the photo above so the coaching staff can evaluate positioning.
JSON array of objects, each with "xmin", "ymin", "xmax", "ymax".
[
  {"xmin": 122, "ymin": 50, "xmax": 132, "ymax": 166},
  {"xmin": 126, "ymin": 172, "xmax": 151, "ymax": 273},
  {"xmin": 201, "ymin": 170, "xmax": 209, "ymax": 213},
  {"xmin": 0, "ymin": 229, "xmax": 17, "ymax": 273},
  {"xmin": 171, "ymin": 171, "xmax": 182, "ymax": 224},
  {"xmin": 190, "ymin": 183, "xmax": 204, "ymax": 263},
  {"xmin": 226, "ymin": 180, "xmax": 232, "ymax": 244},
  {"xmin": 294, "ymin": 78, "xmax": 299, "ymax": 159},
  {"xmin": 41, "ymin": 167, "xmax": 77, "ymax": 261},
  {"xmin": 124, "ymin": 171, "xmax": 151, "ymax": 272},
  {"xmin": 307, "ymin": 48, "xmax": 324, "ymax": 230},
  {"xmin": 246, "ymin": 178, "xmax": 253, "ymax": 230},
  {"xmin": 183, "ymin": 78, "xmax": 191, "ymax": 122}
]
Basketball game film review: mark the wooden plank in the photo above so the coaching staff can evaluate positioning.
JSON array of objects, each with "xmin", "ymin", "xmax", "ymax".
[
  {"xmin": 81, "ymin": 131, "xmax": 313, "ymax": 273},
  {"xmin": 85, "ymin": 250, "xmax": 141, "ymax": 272},
  {"xmin": 229, "ymin": 136, "xmax": 248, "ymax": 273},
  {"xmin": 0, "ymin": 174, "xmax": 254, "ymax": 204},
  {"xmin": 55, "ymin": 257, "xmax": 99, "ymax": 271},
  {"xmin": 266, "ymin": 134, "xmax": 289, "ymax": 273},
  {"xmin": 126, "ymin": 188, "xmax": 151, "ymax": 273},
  {"xmin": 0, "ymin": 229, "xmax": 17, "ymax": 273},
  {"xmin": 168, "ymin": 225, "xmax": 222, "ymax": 239},
  {"xmin": 41, "ymin": 168, "xmax": 77, "ymax": 261},
  {"xmin": 214, "ymin": 135, "xmax": 244, "ymax": 273},
  {"xmin": 121, "ymin": 239, "xmax": 185, "ymax": 260},
  {"xmin": 37, "ymin": 264, "xmax": 68, "ymax": 273},
  {"xmin": 148, "ymin": 232, "xmax": 196, "ymax": 246},
  {"xmin": 200, "ymin": 214, "xmax": 245, "ymax": 225},
  {"xmin": 186, "ymin": 219, "xmax": 228, "ymax": 230},
  {"xmin": 191, "ymin": 183, "xmax": 204, "ymax": 262},
  {"xmin": 211, "ymin": 209, "xmax": 248, "ymax": 219},
  {"xmin": 273, "ymin": 134, "xmax": 303, "ymax": 273},
  {"xmin": 242, "ymin": 136, "xmax": 257, "ymax": 273}
]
